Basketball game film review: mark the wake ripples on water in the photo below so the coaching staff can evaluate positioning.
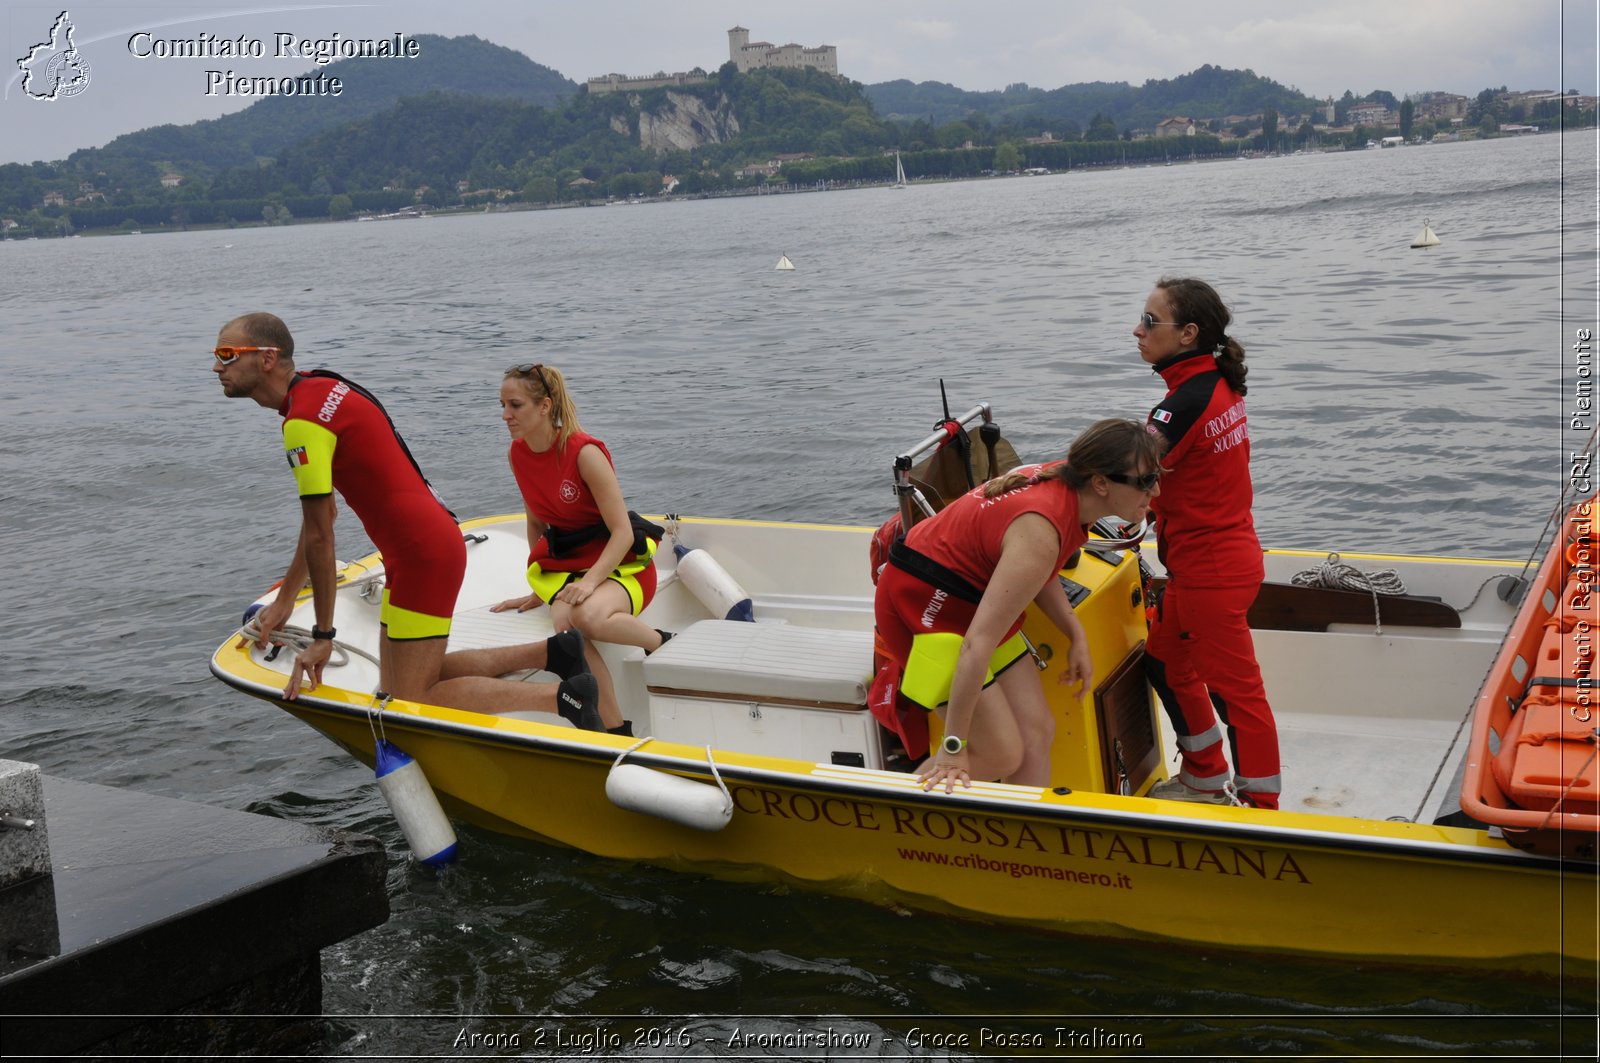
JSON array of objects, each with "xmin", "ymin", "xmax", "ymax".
[{"xmin": 1219, "ymin": 172, "xmax": 1565, "ymax": 220}]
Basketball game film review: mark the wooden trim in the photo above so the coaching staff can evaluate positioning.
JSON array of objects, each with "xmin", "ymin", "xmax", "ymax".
[{"xmin": 1150, "ymin": 577, "xmax": 1461, "ymax": 632}]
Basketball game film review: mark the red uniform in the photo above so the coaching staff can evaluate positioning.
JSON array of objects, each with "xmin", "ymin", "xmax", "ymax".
[
  {"xmin": 907, "ymin": 464, "xmax": 1086, "ymax": 593},
  {"xmin": 509, "ymin": 432, "xmax": 657, "ymax": 612},
  {"xmin": 875, "ymin": 466, "xmax": 1085, "ymax": 718},
  {"xmin": 1145, "ymin": 350, "xmax": 1280, "ymax": 807},
  {"xmin": 280, "ymin": 372, "xmax": 463, "ymax": 639}
]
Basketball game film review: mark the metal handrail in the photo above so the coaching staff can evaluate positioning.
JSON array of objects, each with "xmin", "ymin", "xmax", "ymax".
[
  {"xmin": 892, "ymin": 403, "xmax": 992, "ymax": 472},
  {"xmin": 891, "ymin": 403, "xmax": 993, "ymax": 530}
]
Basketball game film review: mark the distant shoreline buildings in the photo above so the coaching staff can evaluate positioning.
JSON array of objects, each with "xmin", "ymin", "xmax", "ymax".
[{"xmin": 586, "ymin": 26, "xmax": 839, "ymax": 94}]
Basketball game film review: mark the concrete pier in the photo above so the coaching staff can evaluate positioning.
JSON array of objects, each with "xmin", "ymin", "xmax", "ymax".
[
  {"xmin": 0, "ymin": 771, "xmax": 388, "ymax": 1057},
  {"xmin": 0, "ymin": 760, "xmax": 50, "ymax": 888}
]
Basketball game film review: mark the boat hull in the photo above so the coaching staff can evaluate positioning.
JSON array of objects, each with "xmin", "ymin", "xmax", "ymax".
[{"xmin": 224, "ymin": 668, "xmax": 1596, "ymax": 974}]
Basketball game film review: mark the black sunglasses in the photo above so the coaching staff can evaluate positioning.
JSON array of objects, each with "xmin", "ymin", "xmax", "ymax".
[
  {"xmin": 1105, "ymin": 470, "xmax": 1160, "ymax": 492},
  {"xmin": 510, "ymin": 362, "xmax": 549, "ymax": 392}
]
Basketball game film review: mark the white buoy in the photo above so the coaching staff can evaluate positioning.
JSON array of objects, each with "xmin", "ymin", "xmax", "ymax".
[
  {"xmin": 673, "ymin": 543, "xmax": 754, "ymax": 622},
  {"xmin": 1410, "ymin": 220, "xmax": 1440, "ymax": 248},
  {"xmin": 605, "ymin": 763, "xmax": 732, "ymax": 831},
  {"xmin": 774, "ymin": 254, "xmax": 795, "ymax": 270},
  {"xmin": 374, "ymin": 739, "xmax": 458, "ymax": 865}
]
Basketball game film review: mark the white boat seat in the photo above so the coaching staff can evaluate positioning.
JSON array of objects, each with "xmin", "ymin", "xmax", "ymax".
[
  {"xmin": 643, "ymin": 620, "xmax": 874, "ymax": 710},
  {"xmin": 446, "ymin": 606, "xmax": 556, "ymax": 651}
]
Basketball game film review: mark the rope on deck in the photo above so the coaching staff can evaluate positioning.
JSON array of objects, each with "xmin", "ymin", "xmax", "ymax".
[{"xmin": 1289, "ymin": 552, "xmax": 1406, "ymax": 634}]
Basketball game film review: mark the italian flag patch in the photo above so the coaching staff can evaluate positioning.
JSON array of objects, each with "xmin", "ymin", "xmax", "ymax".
[
  {"xmin": 286, "ymin": 446, "xmax": 309, "ymax": 468},
  {"xmin": 1152, "ymin": 409, "xmax": 1173, "ymax": 424}
]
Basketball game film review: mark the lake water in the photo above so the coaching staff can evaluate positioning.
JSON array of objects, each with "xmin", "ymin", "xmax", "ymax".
[{"xmin": 2, "ymin": 134, "xmax": 1594, "ymax": 1057}]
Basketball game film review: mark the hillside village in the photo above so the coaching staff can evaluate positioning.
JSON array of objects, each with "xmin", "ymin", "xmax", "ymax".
[{"xmin": 1135, "ymin": 87, "xmax": 1585, "ymax": 146}]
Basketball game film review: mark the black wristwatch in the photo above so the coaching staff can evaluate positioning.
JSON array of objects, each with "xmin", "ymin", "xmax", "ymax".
[
  {"xmin": 311, "ymin": 626, "xmax": 337, "ymax": 641},
  {"xmin": 941, "ymin": 734, "xmax": 967, "ymax": 755}
]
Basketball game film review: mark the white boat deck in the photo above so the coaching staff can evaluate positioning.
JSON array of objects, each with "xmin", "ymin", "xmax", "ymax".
[
  {"xmin": 443, "ymin": 593, "xmax": 1481, "ymax": 824},
  {"xmin": 284, "ymin": 520, "xmax": 1518, "ymax": 829},
  {"xmin": 1210, "ymin": 711, "xmax": 1465, "ymax": 822}
]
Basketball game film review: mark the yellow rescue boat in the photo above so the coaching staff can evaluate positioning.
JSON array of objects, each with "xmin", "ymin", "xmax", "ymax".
[{"xmin": 209, "ymin": 404, "xmax": 1598, "ymax": 974}]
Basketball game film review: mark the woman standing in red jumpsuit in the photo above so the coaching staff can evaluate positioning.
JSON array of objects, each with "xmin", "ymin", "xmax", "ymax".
[{"xmin": 1135, "ymin": 278, "xmax": 1281, "ymax": 808}]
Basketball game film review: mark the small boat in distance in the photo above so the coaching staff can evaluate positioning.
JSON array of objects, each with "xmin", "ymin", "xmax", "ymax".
[
  {"xmin": 892, "ymin": 150, "xmax": 908, "ymax": 189},
  {"xmin": 360, "ymin": 207, "xmax": 428, "ymax": 222}
]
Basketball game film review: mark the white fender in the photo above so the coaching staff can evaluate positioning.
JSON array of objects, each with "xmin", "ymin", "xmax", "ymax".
[
  {"xmin": 605, "ymin": 763, "xmax": 732, "ymax": 832},
  {"xmin": 374, "ymin": 739, "xmax": 459, "ymax": 865},
  {"xmin": 673, "ymin": 544, "xmax": 754, "ymax": 622}
]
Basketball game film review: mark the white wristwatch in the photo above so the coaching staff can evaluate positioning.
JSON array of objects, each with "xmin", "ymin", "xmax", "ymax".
[{"xmin": 941, "ymin": 734, "xmax": 967, "ymax": 755}]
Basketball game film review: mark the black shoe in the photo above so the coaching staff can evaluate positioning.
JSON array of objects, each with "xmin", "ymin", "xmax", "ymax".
[
  {"xmin": 607, "ymin": 720, "xmax": 635, "ymax": 738},
  {"xmin": 646, "ymin": 629, "xmax": 676, "ymax": 656},
  {"xmin": 546, "ymin": 629, "xmax": 591, "ymax": 680},
  {"xmin": 556, "ymin": 674, "xmax": 602, "ymax": 731}
]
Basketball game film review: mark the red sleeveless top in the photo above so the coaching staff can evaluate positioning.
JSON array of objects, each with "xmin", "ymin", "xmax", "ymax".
[
  {"xmin": 510, "ymin": 431, "xmax": 616, "ymax": 572},
  {"xmin": 905, "ymin": 463, "xmax": 1086, "ymax": 590}
]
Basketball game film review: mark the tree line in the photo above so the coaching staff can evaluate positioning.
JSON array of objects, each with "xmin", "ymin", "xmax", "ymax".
[{"xmin": 3, "ymin": 56, "xmax": 1590, "ymax": 239}]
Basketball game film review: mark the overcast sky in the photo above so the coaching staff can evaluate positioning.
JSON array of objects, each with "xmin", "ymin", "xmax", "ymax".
[{"xmin": 3, "ymin": 0, "xmax": 1595, "ymax": 165}]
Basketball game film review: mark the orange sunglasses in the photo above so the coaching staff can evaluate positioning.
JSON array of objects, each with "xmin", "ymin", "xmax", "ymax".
[{"xmin": 212, "ymin": 345, "xmax": 279, "ymax": 366}]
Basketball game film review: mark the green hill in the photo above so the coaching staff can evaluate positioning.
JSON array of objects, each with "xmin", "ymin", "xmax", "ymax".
[
  {"xmin": 4, "ymin": 45, "xmax": 1435, "ymax": 236},
  {"xmin": 236, "ymin": 64, "xmax": 894, "ymax": 200},
  {"xmin": 867, "ymin": 65, "xmax": 1323, "ymax": 135},
  {"xmin": 5, "ymin": 62, "xmax": 900, "ymax": 229},
  {"xmin": 47, "ymin": 35, "xmax": 576, "ymax": 189}
]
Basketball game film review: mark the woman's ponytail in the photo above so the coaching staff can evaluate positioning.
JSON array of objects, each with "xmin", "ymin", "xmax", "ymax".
[
  {"xmin": 1158, "ymin": 277, "xmax": 1248, "ymax": 396},
  {"xmin": 1215, "ymin": 334, "xmax": 1248, "ymax": 396}
]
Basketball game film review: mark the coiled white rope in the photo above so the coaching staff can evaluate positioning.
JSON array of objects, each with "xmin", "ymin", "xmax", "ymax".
[
  {"xmin": 1290, "ymin": 552, "xmax": 1407, "ymax": 634},
  {"xmin": 235, "ymin": 617, "xmax": 382, "ymax": 670}
]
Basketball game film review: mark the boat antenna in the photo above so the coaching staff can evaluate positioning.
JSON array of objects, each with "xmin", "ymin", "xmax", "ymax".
[{"xmin": 933, "ymin": 379, "xmax": 979, "ymax": 488}]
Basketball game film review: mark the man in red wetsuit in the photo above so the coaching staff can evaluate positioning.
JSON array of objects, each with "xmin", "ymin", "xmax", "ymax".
[{"xmin": 213, "ymin": 312, "xmax": 599, "ymax": 727}]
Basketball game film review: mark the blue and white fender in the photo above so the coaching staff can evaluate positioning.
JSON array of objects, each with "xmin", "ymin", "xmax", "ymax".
[
  {"xmin": 374, "ymin": 739, "xmax": 458, "ymax": 865},
  {"xmin": 672, "ymin": 543, "xmax": 754, "ymax": 623}
]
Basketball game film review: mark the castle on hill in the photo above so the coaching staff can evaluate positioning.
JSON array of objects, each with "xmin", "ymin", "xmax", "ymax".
[
  {"xmin": 727, "ymin": 26, "xmax": 837, "ymax": 76},
  {"xmin": 586, "ymin": 26, "xmax": 839, "ymax": 94}
]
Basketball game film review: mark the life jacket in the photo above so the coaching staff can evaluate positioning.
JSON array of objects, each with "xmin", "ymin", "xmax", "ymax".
[
  {"xmin": 866, "ymin": 499, "xmax": 1014, "ymax": 762},
  {"xmin": 543, "ymin": 510, "xmax": 665, "ymax": 562},
  {"xmin": 869, "ymin": 514, "xmax": 902, "ymax": 585}
]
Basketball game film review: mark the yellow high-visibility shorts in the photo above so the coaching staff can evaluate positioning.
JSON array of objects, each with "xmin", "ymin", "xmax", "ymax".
[
  {"xmin": 527, "ymin": 540, "xmax": 658, "ymax": 616},
  {"xmin": 899, "ymin": 629, "xmax": 1029, "ymax": 710}
]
